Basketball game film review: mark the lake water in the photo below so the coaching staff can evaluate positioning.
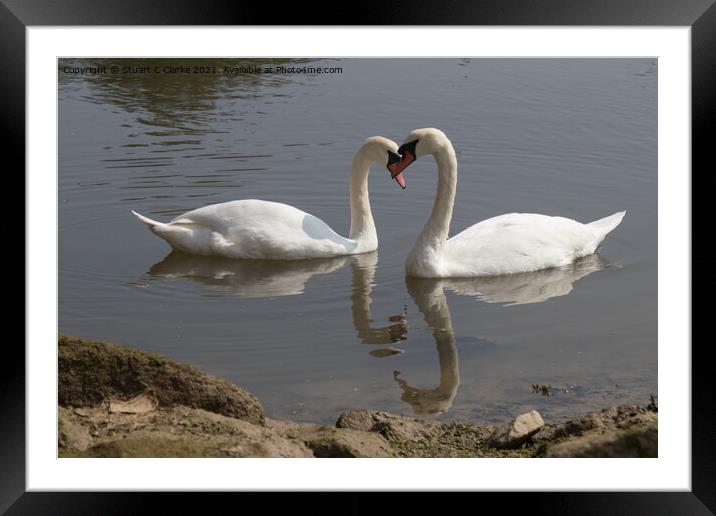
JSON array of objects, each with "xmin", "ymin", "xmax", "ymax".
[{"xmin": 58, "ymin": 58, "xmax": 657, "ymax": 424}]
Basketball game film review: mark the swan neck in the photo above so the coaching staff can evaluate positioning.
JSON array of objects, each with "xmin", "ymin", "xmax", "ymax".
[
  {"xmin": 416, "ymin": 147, "xmax": 457, "ymax": 254},
  {"xmin": 348, "ymin": 153, "xmax": 376, "ymax": 245}
]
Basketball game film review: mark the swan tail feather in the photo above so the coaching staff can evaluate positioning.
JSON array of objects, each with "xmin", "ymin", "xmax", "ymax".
[
  {"xmin": 587, "ymin": 210, "xmax": 626, "ymax": 236},
  {"xmin": 132, "ymin": 210, "xmax": 164, "ymax": 232},
  {"xmin": 133, "ymin": 210, "xmax": 218, "ymax": 254}
]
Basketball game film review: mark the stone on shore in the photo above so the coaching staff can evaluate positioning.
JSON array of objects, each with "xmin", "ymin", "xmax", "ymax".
[
  {"xmin": 59, "ymin": 405, "xmax": 313, "ymax": 458},
  {"xmin": 335, "ymin": 409, "xmax": 510, "ymax": 458},
  {"xmin": 488, "ymin": 410, "xmax": 545, "ymax": 449},
  {"xmin": 542, "ymin": 426, "xmax": 657, "ymax": 458},
  {"xmin": 530, "ymin": 404, "xmax": 657, "ymax": 444},
  {"xmin": 265, "ymin": 418, "xmax": 397, "ymax": 457},
  {"xmin": 58, "ymin": 407, "xmax": 92, "ymax": 451},
  {"xmin": 336, "ymin": 409, "xmax": 442, "ymax": 441},
  {"xmin": 301, "ymin": 428, "xmax": 396, "ymax": 458},
  {"xmin": 532, "ymin": 404, "xmax": 658, "ymax": 458},
  {"xmin": 109, "ymin": 393, "xmax": 158, "ymax": 415}
]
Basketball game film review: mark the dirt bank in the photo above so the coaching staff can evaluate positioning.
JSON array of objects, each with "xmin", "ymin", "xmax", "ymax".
[{"xmin": 58, "ymin": 334, "xmax": 657, "ymax": 458}]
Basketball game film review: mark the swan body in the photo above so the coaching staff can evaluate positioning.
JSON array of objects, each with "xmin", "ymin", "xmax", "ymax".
[
  {"xmin": 133, "ymin": 136, "xmax": 399, "ymax": 260},
  {"xmin": 133, "ymin": 200, "xmax": 359, "ymax": 259},
  {"xmin": 390, "ymin": 128, "xmax": 625, "ymax": 278}
]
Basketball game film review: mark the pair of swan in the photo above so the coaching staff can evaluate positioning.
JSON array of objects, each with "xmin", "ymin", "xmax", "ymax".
[{"xmin": 133, "ymin": 129, "xmax": 625, "ymax": 278}]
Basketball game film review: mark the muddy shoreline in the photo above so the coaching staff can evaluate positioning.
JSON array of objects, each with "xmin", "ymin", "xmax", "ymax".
[{"xmin": 58, "ymin": 334, "xmax": 657, "ymax": 458}]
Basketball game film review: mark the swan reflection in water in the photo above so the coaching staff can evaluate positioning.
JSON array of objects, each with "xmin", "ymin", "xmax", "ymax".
[
  {"xmin": 442, "ymin": 253, "xmax": 609, "ymax": 306},
  {"xmin": 349, "ymin": 251, "xmax": 407, "ymax": 355},
  {"xmin": 395, "ymin": 276, "xmax": 461, "ymax": 415},
  {"xmin": 146, "ymin": 250, "xmax": 609, "ymax": 416},
  {"xmin": 147, "ymin": 251, "xmax": 347, "ymax": 298},
  {"xmin": 388, "ymin": 253, "xmax": 610, "ymax": 416}
]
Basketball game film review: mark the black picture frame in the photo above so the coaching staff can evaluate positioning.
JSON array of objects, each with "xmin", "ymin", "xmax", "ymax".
[{"xmin": 6, "ymin": 0, "xmax": 710, "ymax": 512}]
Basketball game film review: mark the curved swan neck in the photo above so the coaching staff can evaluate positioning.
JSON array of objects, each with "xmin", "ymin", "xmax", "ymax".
[
  {"xmin": 414, "ymin": 145, "xmax": 458, "ymax": 255},
  {"xmin": 348, "ymin": 152, "xmax": 377, "ymax": 244}
]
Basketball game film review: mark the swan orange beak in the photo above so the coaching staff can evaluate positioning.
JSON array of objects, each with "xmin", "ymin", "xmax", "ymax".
[
  {"xmin": 387, "ymin": 153, "xmax": 414, "ymax": 189},
  {"xmin": 393, "ymin": 172, "xmax": 406, "ymax": 189},
  {"xmin": 386, "ymin": 150, "xmax": 406, "ymax": 189}
]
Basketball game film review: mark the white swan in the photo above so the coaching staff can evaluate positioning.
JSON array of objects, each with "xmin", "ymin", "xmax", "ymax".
[
  {"xmin": 132, "ymin": 136, "xmax": 401, "ymax": 259},
  {"xmin": 387, "ymin": 128, "xmax": 626, "ymax": 278}
]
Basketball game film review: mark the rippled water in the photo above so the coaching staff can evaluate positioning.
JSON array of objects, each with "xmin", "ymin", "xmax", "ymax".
[{"xmin": 59, "ymin": 58, "xmax": 657, "ymax": 424}]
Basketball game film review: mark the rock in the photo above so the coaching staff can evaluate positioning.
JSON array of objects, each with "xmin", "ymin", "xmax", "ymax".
[
  {"xmin": 183, "ymin": 409, "xmax": 313, "ymax": 457},
  {"xmin": 77, "ymin": 438, "xmax": 218, "ymax": 458},
  {"xmin": 108, "ymin": 393, "xmax": 158, "ymax": 414},
  {"xmin": 335, "ymin": 410, "xmax": 516, "ymax": 457},
  {"xmin": 264, "ymin": 418, "xmax": 326, "ymax": 441},
  {"xmin": 488, "ymin": 410, "xmax": 544, "ymax": 449},
  {"xmin": 532, "ymin": 404, "xmax": 657, "ymax": 444},
  {"xmin": 335, "ymin": 409, "xmax": 376, "ymax": 432},
  {"xmin": 268, "ymin": 417, "xmax": 397, "ymax": 457},
  {"xmin": 58, "ymin": 407, "xmax": 92, "ymax": 451},
  {"xmin": 543, "ymin": 426, "xmax": 657, "ymax": 458},
  {"xmin": 60, "ymin": 406, "xmax": 313, "ymax": 458},
  {"xmin": 300, "ymin": 427, "xmax": 396, "ymax": 458},
  {"xmin": 336, "ymin": 409, "xmax": 440, "ymax": 442},
  {"xmin": 58, "ymin": 334, "xmax": 264, "ymax": 425}
]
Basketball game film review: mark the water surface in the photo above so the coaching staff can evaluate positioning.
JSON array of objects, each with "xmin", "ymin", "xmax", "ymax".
[{"xmin": 59, "ymin": 58, "xmax": 657, "ymax": 424}]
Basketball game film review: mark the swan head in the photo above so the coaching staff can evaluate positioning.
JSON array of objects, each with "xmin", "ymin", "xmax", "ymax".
[
  {"xmin": 387, "ymin": 128, "xmax": 450, "ymax": 188},
  {"xmin": 360, "ymin": 137, "xmax": 403, "ymax": 188}
]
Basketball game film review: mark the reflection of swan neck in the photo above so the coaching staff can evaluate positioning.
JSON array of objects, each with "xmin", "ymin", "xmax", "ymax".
[
  {"xmin": 436, "ymin": 337, "xmax": 460, "ymax": 390},
  {"xmin": 350, "ymin": 254, "xmax": 376, "ymax": 328},
  {"xmin": 398, "ymin": 278, "xmax": 460, "ymax": 415},
  {"xmin": 426, "ymin": 284, "xmax": 459, "ymax": 391},
  {"xmin": 350, "ymin": 253, "xmax": 408, "ymax": 345},
  {"xmin": 413, "ymin": 146, "xmax": 457, "ymax": 257},
  {"xmin": 348, "ymin": 152, "xmax": 376, "ymax": 245},
  {"xmin": 394, "ymin": 338, "xmax": 459, "ymax": 416}
]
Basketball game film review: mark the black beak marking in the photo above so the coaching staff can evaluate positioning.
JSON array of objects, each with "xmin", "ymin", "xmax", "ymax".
[
  {"xmin": 397, "ymin": 139, "xmax": 419, "ymax": 159},
  {"xmin": 387, "ymin": 150, "xmax": 401, "ymax": 166}
]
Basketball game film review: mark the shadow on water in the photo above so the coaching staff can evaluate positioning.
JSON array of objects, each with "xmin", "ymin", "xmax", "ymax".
[{"xmin": 145, "ymin": 250, "xmax": 610, "ymax": 416}]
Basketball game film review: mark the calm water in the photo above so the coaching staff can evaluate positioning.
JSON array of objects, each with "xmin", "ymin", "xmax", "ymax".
[{"xmin": 59, "ymin": 58, "xmax": 657, "ymax": 424}]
